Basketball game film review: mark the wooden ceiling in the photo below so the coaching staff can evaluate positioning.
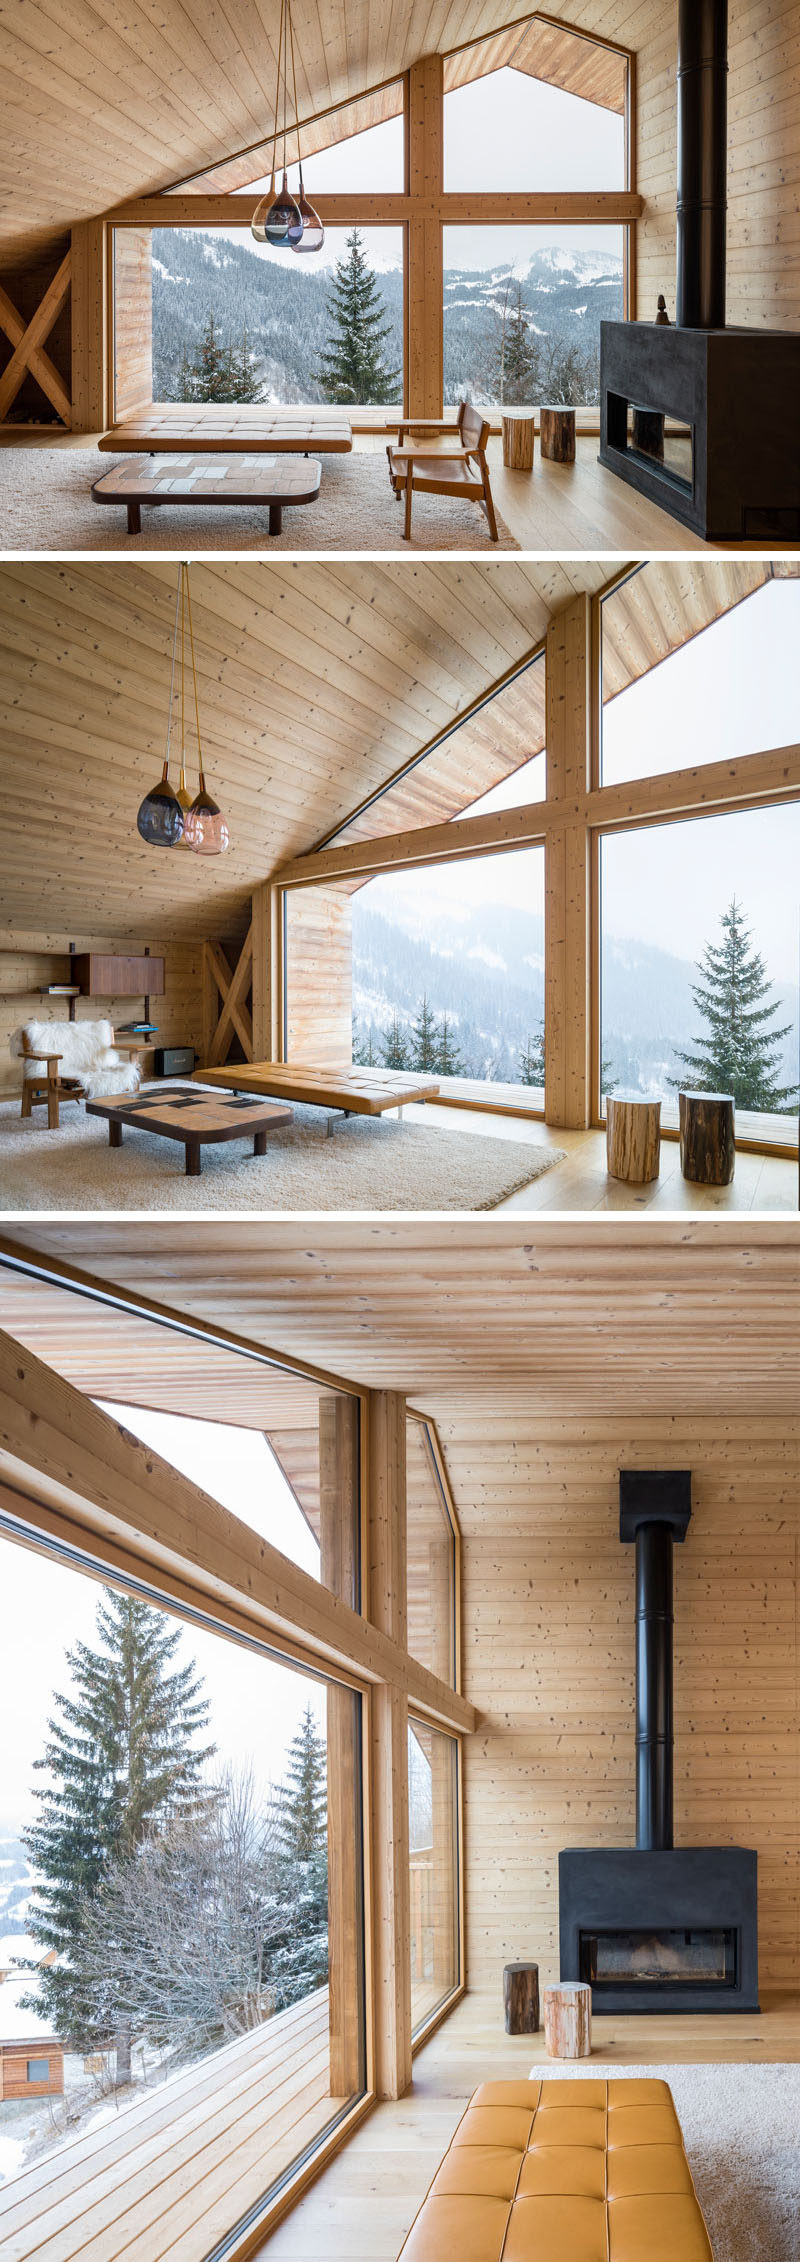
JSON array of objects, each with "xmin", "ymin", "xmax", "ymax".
[
  {"xmin": 3, "ymin": 559, "xmax": 794, "ymax": 946},
  {"xmin": 0, "ymin": 558, "xmax": 605, "ymax": 942},
  {"xmin": 2, "ymin": 1224, "xmax": 798, "ymax": 1423},
  {"xmin": 1, "ymin": 4, "xmax": 639, "ymax": 270}
]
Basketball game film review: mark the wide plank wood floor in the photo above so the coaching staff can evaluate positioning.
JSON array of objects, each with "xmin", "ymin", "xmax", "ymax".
[
  {"xmin": 259, "ymin": 1989, "xmax": 800, "ymax": 2261},
  {"xmin": 0, "ymin": 1989, "xmax": 339, "ymax": 2262},
  {"xmin": 403, "ymin": 1100, "xmax": 798, "ymax": 1210}
]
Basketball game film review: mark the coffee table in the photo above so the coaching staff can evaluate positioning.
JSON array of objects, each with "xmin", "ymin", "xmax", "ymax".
[
  {"xmin": 85, "ymin": 1085, "xmax": 293, "ymax": 1175},
  {"xmin": 92, "ymin": 454, "xmax": 322, "ymax": 536}
]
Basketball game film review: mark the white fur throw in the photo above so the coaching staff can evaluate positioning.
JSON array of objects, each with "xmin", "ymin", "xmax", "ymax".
[{"xmin": 11, "ymin": 1019, "xmax": 141, "ymax": 1100}]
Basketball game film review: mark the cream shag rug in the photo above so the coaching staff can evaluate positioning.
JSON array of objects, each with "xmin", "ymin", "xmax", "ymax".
[
  {"xmin": 0, "ymin": 1096, "xmax": 563, "ymax": 1211},
  {"xmin": 532, "ymin": 2062, "xmax": 800, "ymax": 2262},
  {"xmin": 0, "ymin": 447, "xmax": 519, "ymax": 552}
]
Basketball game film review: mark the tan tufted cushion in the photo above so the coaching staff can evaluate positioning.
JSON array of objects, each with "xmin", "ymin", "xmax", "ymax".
[{"xmin": 398, "ymin": 2078, "xmax": 713, "ymax": 2262}]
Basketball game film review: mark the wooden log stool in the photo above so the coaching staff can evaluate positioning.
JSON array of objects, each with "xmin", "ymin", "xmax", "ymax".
[
  {"xmin": 501, "ymin": 412, "xmax": 535, "ymax": 471},
  {"xmin": 503, "ymin": 1962, "xmax": 540, "ymax": 2034},
  {"xmin": 679, "ymin": 1089, "xmax": 735, "ymax": 1184},
  {"xmin": 606, "ymin": 1093, "xmax": 661, "ymax": 1183},
  {"xmin": 544, "ymin": 1981, "xmax": 592, "ymax": 2060},
  {"xmin": 540, "ymin": 406, "xmax": 576, "ymax": 464}
]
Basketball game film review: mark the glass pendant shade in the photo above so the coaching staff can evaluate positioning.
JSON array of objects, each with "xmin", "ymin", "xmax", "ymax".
[
  {"xmin": 293, "ymin": 178, "xmax": 324, "ymax": 254},
  {"xmin": 184, "ymin": 781, "xmax": 230, "ymax": 856},
  {"xmin": 137, "ymin": 762, "xmax": 185, "ymax": 847},
  {"xmin": 252, "ymin": 171, "xmax": 302, "ymax": 246}
]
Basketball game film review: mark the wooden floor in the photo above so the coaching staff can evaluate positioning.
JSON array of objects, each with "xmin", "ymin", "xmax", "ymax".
[
  {"xmin": 405, "ymin": 1100, "xmax": 798, "ymax": 1211},
  {"xmin": 0, "ymin": 1988, "xmax": 340, "ymax": 2262},
  {"xmin": 260, "ymin": 1989, "xmax": 800, "ymax": 2261},
  {"xmin": 3, "ymin": 428, "xmax": 795, "ymax": 555}
]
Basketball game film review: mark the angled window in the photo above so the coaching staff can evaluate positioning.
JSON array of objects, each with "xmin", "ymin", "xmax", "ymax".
[
  {"xmin": 407, "ymin": 1415, "xmax": 459, "ymax": 1689},
  {"xmin": 408, "ymin": 1720, "xmax": 461, "ymax": 2038}
]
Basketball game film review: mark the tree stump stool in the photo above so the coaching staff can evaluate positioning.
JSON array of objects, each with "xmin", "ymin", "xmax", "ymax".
[
  {"xmin": 544, "ymin": 1982, "xmax": 592, "ymax": 2060},
  {"xmin": 503, "ymin": 1962, "xmax": 540, "ymax": 2034},
  {"xmin": 679, "ymin": 1090, "xmax": 735, "ymax": 1184},
  {"xmin": 501, "ymin": 413, "xmax": 536, "ymax": 471},
  {"xmin": 540, "ymin": 407, "xmax": 576, "ymax": 464},
  {"xmin": 606, "ymin": 1094, "xmax": 661, "ymax": 1183}
]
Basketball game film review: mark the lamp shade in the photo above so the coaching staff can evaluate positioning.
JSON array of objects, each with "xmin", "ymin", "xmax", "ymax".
[
  {"xmin": 293, "ymin": 181, "xmax": 325, "ymax": 254},
  {"xmin": 252, "ymin": 171, "xmax": 302, "ymax": 246},
  {"xmin": 184, "ymin": 782, "xmax": 230, "ymax": 856},
  {"xmin": 137, "ymin": 762, "xmax": 185, "ymax": 847}
]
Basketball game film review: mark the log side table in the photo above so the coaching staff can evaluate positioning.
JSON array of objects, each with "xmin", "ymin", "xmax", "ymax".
[
  {"xmin": 503, "ymin": 1962, "xmax": 540, "ymax": 2034},
  {"xmin": 501, "ymin": 413, "xmax": 535, "ymax": 471},
  {"xmin": 679, "ymin": 1089, "xmax": 735, "ymax": 1184},
  {"xmin": 606, "ymin": 1093, "xmax": 661, "ymax": 1183},
  {"xmin": 540, "ymin": 407, "xmax": 576, "ymax": 463},
  {"xmin": 544, "ymin": 1981, "xmax": 591, "ymax": 2060}
]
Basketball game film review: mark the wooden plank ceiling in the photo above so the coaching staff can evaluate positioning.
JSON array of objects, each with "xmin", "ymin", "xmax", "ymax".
[
  {"xmin": 0, "ymin": 3, "xmax": 641, "ymax": 270},
  {"xmin": 1, "ymin": 1224, "xmax": 798, "ymax": 1423},
  {"xmin": 0, "ymin": 558, "xmax": 606, "ymax": 942}
]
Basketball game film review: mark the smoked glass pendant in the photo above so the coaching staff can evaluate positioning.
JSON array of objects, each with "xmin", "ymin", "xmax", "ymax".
[
  {"xmin": 136, "ymin": 761, "xmax": 184, "ymax": 847},
  {"xmin": 251, "ymin": 171, "xmax": 302, "ymax": 247}
]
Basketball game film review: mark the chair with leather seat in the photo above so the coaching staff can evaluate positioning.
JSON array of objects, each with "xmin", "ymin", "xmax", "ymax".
[{"xmin": 386, "ymin": 399, "xmax": 499, "ymax": 543}]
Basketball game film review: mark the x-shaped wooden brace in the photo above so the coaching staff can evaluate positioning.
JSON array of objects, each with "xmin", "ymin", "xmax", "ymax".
[
  {"xmin": 0, "ymin": 251, "xmax": 72, "ymax": 425},
  {"xmin": 203, "ymin": 926, "xmax": 254, "ymax": 1067}
]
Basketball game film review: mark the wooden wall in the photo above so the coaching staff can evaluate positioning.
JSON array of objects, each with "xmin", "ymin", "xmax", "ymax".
[
  {"xmin": 435, "ymin": 1405, "xmax": 800, "ymax": 1997},
  {"xmin": 285, "ymin": 886, "xmax": 353, "ymax": 1069},
  {"xmin": 0, "ymin": 932, "xmax": 203, "ymax": 1097},
  {"xmin": 112, "ymin": 228, "xmax": 152, "ymax": 419}
]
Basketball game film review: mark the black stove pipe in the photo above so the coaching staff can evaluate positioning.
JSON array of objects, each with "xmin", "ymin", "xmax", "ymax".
[
  {"xmin": 676, "ymin": 0, "xmax": 728, "ymax": 329},
  {"xmin": 634, "ymin": 1522, "xmax": 674, "ymax": 1851}
]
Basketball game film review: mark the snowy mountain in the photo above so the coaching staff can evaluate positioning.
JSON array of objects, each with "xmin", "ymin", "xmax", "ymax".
[{"xmin": 151, "ymin": 229, "xmax": 622, "ymax": 405}]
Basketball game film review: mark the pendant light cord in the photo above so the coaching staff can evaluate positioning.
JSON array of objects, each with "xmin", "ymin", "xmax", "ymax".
[
  {"xmin": 165, "ymin": 568, "xmax": 181, "ymax": 772},
  {"xmin": 272, "ymin": 0, "xmax": 284, "ymax": 190},
  {"xmin": 184, "ymin": 563, "xmax": 205, "ymax": 783},
  {"xmin": 288, "ymin": 0, "xmax": 302, "ymax": 178}
]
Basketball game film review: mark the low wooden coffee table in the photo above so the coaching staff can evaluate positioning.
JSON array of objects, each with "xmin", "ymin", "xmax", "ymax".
[
  {"xmin": 92, "ymin": 454, "xmax": 322, "ymax": 536},
  {"xmin": 85, "ymin": 1085, "xmax": 293, "ymax": 1176}
]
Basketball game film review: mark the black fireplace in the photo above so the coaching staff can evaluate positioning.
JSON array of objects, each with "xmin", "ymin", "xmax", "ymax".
[
  {"xmin": 598, "ymin": 0, "xmax": 800, "ymax": 540},
  {"xmin": 559, "ymin": 1471, "xmax": 759, "ymax": 2013}
]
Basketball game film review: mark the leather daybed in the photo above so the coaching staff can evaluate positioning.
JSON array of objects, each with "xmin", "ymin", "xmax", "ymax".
[{"xmin": 397, "ymin": 2078, "xmax": 713, "ymax": 2262}]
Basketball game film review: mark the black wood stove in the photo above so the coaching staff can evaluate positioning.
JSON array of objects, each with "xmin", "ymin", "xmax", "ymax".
[
  {"xmin": 598, "ymin": 0, "xmax": 800, "ymax": 541},
  {"xmin": 559, "ymin": 1471, "xmax": 759, "ymax": 2014}
]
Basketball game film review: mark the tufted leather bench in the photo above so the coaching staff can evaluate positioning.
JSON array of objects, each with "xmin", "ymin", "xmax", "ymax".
[{"xmin": 398, "ymin": 2078, "xmax": 712, "ymax": 2261}]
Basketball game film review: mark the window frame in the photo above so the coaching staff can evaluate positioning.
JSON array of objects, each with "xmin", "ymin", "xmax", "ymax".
[{"xmin": 407, "ymin": 1713, "xmax": 465, "ymax": 2051}]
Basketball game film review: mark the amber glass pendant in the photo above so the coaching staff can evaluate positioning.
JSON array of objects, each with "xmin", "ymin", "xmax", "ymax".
[{"xmin": 184, "ymin": 774, "xmax": 230, "ymax": 856}]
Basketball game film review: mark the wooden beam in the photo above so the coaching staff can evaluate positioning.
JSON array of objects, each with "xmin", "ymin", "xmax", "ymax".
[
  {"xmin": 71, "ymin": 221, "xmax": 108, "ymax": 433},
  {"xmin": 367, "ymin": 1391, "xmax": 412, "ymax": 2100},
  {"xmin": 0, "ymin": 280, "xmax": 71, "ymax": 426},
  {"xmin": 202, "ymin": 926, "xmax": 254, "ymax": 1067},
  {"xmin": 273, "ymin": 741, "xmax": 800, "ymax": 889},
  {"xmin": 319, "ymin": 1396, "xmax": 363, "ymax": 2097},
  {"xmin": 0, "ymin": 1332, "xmax": 476, "ymax": 1736},
  {"xmin": 0, "ymin": 252, "xmax": 71, "ymax": 423},
  {"xmin": 108, "ymin": 192, "xmax": 642, "ymax": 228},
  {"xmin": 407, "ymin": 56, "xmax": 444, "ymax": 418},
  {"xmin": 250, "ymin": 885, "xmax": 270, "ymax": 1060},
  {"xmin": 545, "ymin": 593, "xmax": 592, "ymax": 1129}
]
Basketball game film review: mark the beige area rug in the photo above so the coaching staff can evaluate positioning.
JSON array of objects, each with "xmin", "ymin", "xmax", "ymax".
[
  {"xmin": 0, "ymin": 1096, "xmax": 563, "ymax": 1211},
  {"xmin": 0, "ymin": 447, "xmax": 519, "ymax": 552},
  {"xmin": 533, "ymin": 2063, "xmax": 800, "ymax": 2262}
]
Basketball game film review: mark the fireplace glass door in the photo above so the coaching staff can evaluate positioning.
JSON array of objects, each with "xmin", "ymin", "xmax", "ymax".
[
  {"xmin": 624, "ymin": 404, "xmax": 693, "ymax": 490},
  {"xmin": 579, "ymin": 1927, "xmax": 737, "ymax": 1990}
]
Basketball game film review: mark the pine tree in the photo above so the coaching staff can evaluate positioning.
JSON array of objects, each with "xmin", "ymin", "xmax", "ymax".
[
  {"xmin": 23, "ymin": 1590, "xmax": 214, "ymax": 2063},
  {"xmin": 669, "ymin": 897, "xmax": 797, "ymax": 1112},
  {"xmin": 410, "ymin": 994, "xmax": 439, "ymax": 1073},
  {"xmin": 178, "ymin": 311, "xmax": 264, "ymax": 404},
  {"xmin": 266, "ymin": 1707, "xmax": 328, "ymax": 2009},
  {"xmin": 228, "ymin": 324, "xmax": 264, "ymax": 403},
  {"xmin": 352, "ymin": 1024, "xmax": 378, "ymax": 1066},
  {"xmin": 381, "ymin": 1015, "xmax": 410, "ymax": 1071},
  {"xmin": 487, "ymin": 280, "xmax": 540, "ymax": 405},
  {"xmin": 317, "ymin": 229, "xmax": 401, "ymax": 405},
  {"xmin": 519, "ymin": 1029, "xmax": 545, "ymax": 1086},
  {"xmin": 437, "ymin": 1013, "xmax": 465, "ymax": 1077}
]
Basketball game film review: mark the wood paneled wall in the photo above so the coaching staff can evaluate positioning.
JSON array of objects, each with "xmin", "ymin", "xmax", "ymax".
[
  {"xmin": 0, "ymin": 932, "xmax": 203, "ymax": 1096},
  {"xmin": 285, "ymin": 887, "xmax": 353, "ymax": 1069},
  {"xmin": 434, "ymin": 1406, "xmax": 800, "ymax": 1996},
  {"xmin": 112, "ymin": 228, "xmax": 152, "ymax": 419}
]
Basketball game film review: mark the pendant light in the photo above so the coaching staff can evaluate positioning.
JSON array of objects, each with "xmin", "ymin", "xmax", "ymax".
[
  {"xmin": 136, "ymin": 576, "xmax": 185, "ymax": 846},
  {"xmin": 137, "ymin": 565, "xmax": 229, "ymax": 857},
  {"xmin": 286, "ymin": 2, "xmax": 324, "ymax": 254},
  {"xmin": 252, "ymin": 0, "xmax": 302, "ymax": 247}
]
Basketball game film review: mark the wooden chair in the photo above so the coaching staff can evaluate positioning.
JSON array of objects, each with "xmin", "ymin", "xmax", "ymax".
[
  {"xmin": 386, "ymin": 400, "xmax": 499, "ymax": 542},
  {"xmin": 16, "ymin": 1025, "xmax": 143, "ymax": 1130}
]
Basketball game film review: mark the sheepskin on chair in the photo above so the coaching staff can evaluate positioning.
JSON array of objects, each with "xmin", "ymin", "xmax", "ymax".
[{"xmin": 11, "ymin": 1019, "xmax": 141, "ymax": 1100}]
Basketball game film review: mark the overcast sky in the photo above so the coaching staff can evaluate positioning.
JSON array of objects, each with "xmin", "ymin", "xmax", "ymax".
[
  {"xmin": 0, "ymin": 1413, "xmax": 326, "ymax": 1832},
  {"xmin": 362, "ymin": 581, "xmax": 800, "ymax": 982}
]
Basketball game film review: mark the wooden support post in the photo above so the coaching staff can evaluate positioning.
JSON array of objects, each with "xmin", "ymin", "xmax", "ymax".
[
  {"xmin": 0, "ymin": 253, "xmax": 72, "ymax": 425},
  {"xmin": 367, "ymin": 1391, "xmax": 412, "ymax": 2100},
  {"xmin": 320, "ymin": 1396, "xmax": 363, "ymax": 2099},
  {"xmin": 545, "ymin": 594, "xmax": 593, "ymax": 1130},
  {"xmin": 71, "ymin": 221, "xmax": 108, "ymax": 433},
  {"xmin": 406, "ymin": 57, "xmax": 443, "ymax": 418},
  {"xmin": 0, "ymin": 275, "xmax": 72, "ymax": 427},
  {"xmin": 201, "ymin": 928, "xmax": 254, "ymax": 1067},
  {"xmin": 250, "ymin": 884, "xmax": 271, "ymax": 1060}
]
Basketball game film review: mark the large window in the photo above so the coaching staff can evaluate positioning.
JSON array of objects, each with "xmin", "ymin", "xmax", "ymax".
[
  {"xmin": 444, "ymin": 225, "xmax": 624, "ymax": 410},
  {"xmin": 444, "ymin": 59, "xmax": 625, "ymax": 192},
  {"xmin": 408, "ymin": 1722, "xmax": 460, "ymax": 2036},
  {"xmin": 407, "ymin": 1415, "xmax": 458, "ymax": 1688},
  {"xmin": 600, "ymin": 804, "xmax": 800, "ymax": 1144},
  {"xmin": 149, "ymin": 225, "xmax": 403, "ymax": 408},
  {"xmin": 601, "ymin": 575, "xmax": 800, "ymax": 784},
  {"xmin": 0, "ymin": 1529, "xmax": 366, "ymax": 2243}
]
